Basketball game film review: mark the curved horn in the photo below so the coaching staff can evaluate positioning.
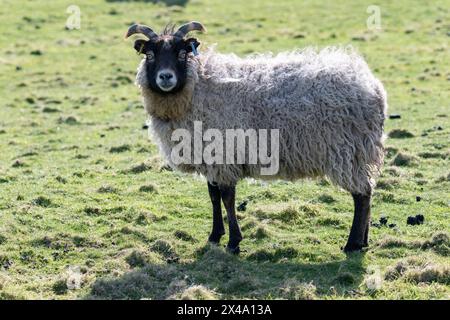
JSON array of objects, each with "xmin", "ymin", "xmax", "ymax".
[
  {"xmin": 173, "ymin": 21, "xmax": 206, "ymax": 38},
  {"xmin": 125, "ymin": 24, "xmax": 158, "ymax": 41}
]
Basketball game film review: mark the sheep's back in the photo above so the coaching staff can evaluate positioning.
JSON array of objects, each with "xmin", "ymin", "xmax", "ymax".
[{"xmin": 197, "ymin": 47, "xmax": 386, "ymax": 135}]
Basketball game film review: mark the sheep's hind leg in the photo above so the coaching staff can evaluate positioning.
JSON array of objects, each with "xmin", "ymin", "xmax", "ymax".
[
  {"xmin": 207, "ymin": 182, "xmax": 225, "ymax": 244},
  {"xmin": 363, "ymin": 219, "xmax": 370, "ymax": 248},
  {"xmin": 219, "ymin": 185, "xmax": 242, "ymax": 254},
  {"xmin": 344, "ymin": 193, "xmax": 371, "ymax": 253}
]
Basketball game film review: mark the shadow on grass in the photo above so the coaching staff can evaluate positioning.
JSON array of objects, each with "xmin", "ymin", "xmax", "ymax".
[
  {"xmin": 106, "ymin": 0, "xmax": 189, "ymax": 6},
  {"xmin": 86, "ymin": 245, "xmax": 366, "ymax": 299}
]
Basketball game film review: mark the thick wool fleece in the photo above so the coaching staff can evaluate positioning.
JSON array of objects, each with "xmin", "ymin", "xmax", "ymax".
[{"xmin": 136, "ymin": 47, "xmax": 387, "ymax": 194}]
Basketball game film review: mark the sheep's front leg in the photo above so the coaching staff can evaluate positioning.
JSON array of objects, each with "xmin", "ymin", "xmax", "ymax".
[
  {"xmin": 207, "ymin": 182, "xmax": 225, "ymax": 244},
  {"xmin": 344, "ymin": 193, "xmax": 371, "ymax": 253},
  {"xmin": 219, "ymin": 185, "xmax": 242, "ymax": 254}
]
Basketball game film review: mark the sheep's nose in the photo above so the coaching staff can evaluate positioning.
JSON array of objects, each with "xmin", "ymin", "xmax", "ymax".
[
  {"xmin": 156, "ymin": 69, "xmax": 177, "ymax": 91},
  {"xmin": 159, "ymin": 72, "xmax": 174, "ymax": 81}
]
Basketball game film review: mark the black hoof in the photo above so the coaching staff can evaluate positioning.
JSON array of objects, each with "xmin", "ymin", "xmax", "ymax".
[
  {"xmin": 208, "ymin": 232, "xmax": 224, "ymax": 244},
  {"xmin": 226, "ymin": 245, "xmax": 240, "ymax": 255},
  {"xmin": 343, "ymin": 242, "xmax": 364, "ymax": 253}
]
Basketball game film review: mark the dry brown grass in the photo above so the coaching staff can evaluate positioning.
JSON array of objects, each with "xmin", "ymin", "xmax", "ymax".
[
  {"xmin": 378, "ymin": 232, "xmax": 449, "ymax": 256},
  {"xmin": 385, "ymin": 255, "xmax": 450, "ymax": 285},
  {"xmin": 279, "ymin": 279, "xmax": 317, "ymax": 300}
]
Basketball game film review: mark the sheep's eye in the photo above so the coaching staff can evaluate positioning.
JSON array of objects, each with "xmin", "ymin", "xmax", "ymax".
[
  {"xmin": 146, "ymin": 51, "xmax": 155, "ymax": 61},
  {"xmin": 178, "ymin": 50, "xmax": 186, "ymax": 60}
]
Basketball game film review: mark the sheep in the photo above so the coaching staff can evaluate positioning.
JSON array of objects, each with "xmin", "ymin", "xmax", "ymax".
[{"xmin": 125, "ymin": 21, "xmax": 387, "ymax": 254}]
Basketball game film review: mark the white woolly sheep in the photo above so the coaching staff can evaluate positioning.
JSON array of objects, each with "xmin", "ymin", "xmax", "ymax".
[{"xmin": 126, "ymin": 22, "xmax": 387, "ymax": 253}]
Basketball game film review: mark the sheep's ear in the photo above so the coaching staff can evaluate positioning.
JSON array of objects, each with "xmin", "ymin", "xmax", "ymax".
[
  {"xmin": 185, "ymin": 38, "xmax": 200, "ymax": 53},
  {"xmin": 133, "ymin": 39, "xmax": 149, "ymax": 54}
]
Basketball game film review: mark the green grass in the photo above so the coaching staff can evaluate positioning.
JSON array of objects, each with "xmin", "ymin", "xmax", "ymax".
[{"xmin": 0, "ymin": 0, "xmax": 449, "ymax": 299}]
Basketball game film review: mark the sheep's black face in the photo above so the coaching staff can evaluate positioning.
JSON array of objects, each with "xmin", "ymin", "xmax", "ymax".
[{"xmin": 134, "ymin": 37, "xmax": 200, "ymax": 94}]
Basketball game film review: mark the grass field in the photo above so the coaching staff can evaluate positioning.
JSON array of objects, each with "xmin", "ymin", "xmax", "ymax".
[{"xmin": 0, "ymin": 0, "xmax": 449, "ymax": 299}]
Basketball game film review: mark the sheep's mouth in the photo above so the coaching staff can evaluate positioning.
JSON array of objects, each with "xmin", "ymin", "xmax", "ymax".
[
  {"xmin": 147, "ymin": 82, "xmax": 184, "ymax": 96},
  {"xmin": 157, "ymin": 81, "xmax": 176, "ymax": 92}
]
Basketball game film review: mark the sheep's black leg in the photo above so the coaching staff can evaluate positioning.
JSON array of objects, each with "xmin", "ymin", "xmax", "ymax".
[
  {"xmin": 207, "ymin": 181, "xmax": 225, "ymax": 244},
  {"xmin": 219, "ymin": 185, "xmax": 242, "ymax": 254},
  {"xmin": 344, "ymin": 193, "xmax": 371, "ymax": 253},
  {"xmin": 363, "ymin": 219, "xmax": 370, "ymax": 248}
]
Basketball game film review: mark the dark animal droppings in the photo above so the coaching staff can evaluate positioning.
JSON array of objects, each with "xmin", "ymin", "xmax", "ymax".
[
  {"xmin": 407, "ymin": 216, "xmax": 417, "ymax": 225},
  {"xmin": 379, "ymin": 216, "xmax": 388, "ymax": 225},
  {"xmin": 416, "ymin": 214, "xmax": 424, "ymax": 224},
  {"xmin": 407, "ymin": 214, "xmax": 425, "ymax": 226},
  {"xmin": 371, "ymin": 222, "xmax": 381, "ymax": 228},
  {"xmin": 237, "ymin": 201, "xmax": 248, "ymax": 212},
  {"xmin": 389, "ymin": 114, "xmax": 401, "ymax": 119}
]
